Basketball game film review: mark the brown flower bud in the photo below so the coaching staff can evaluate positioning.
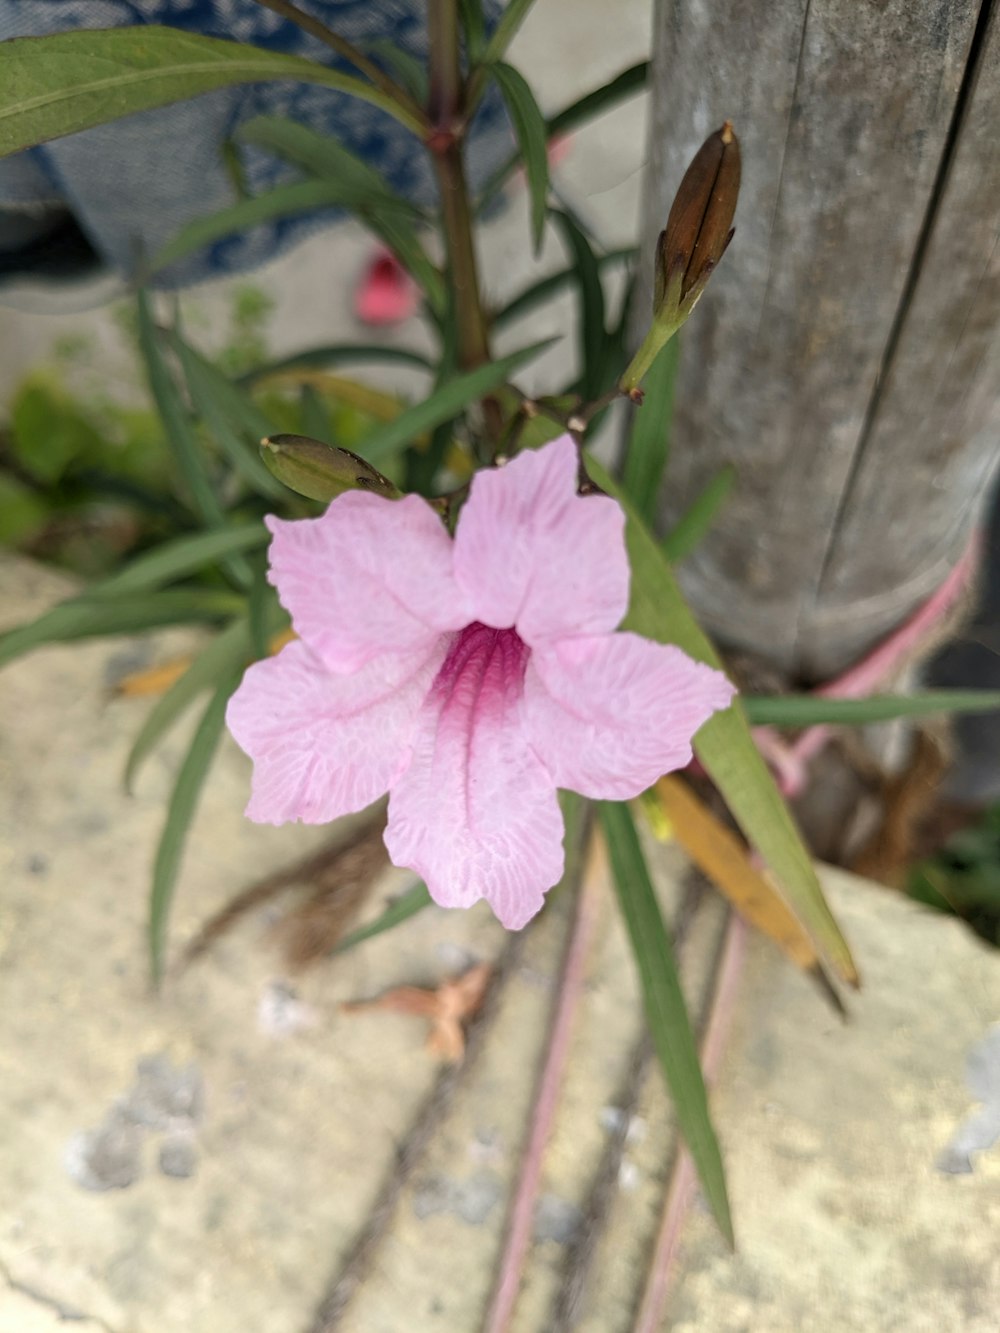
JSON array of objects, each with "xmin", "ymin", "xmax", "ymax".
[{"xmin": 655, "ymin": 121, "xmax": 741, "ymax": 316}]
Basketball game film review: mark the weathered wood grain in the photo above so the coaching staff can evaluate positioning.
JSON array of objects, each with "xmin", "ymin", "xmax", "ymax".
[{"xmin": 641, "ymin": 0, "xmax": 987, "ymax": 678}]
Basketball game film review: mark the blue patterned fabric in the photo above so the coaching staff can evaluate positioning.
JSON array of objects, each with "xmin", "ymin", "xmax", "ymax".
[{"xmin": 0, "ymin": 1, "xmax": 512, "ymax": 287}]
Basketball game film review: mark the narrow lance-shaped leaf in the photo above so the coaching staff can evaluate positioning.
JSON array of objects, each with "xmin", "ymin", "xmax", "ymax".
[
  {"xmin": 137, "ymin": 293, "xmax": 255, "ymax": 588},
  {"xmin": 550, "ymin": 209, "xmax": 607, "ymax": 400},
  {"xmin": 170, "ymin": 332, "xmax": 286, "ymax": 501},
  {"xmin": 477, "ymin": 61, "xmax": 648, "ymax": 212},
  {"xmin": 150, "ymin": 180, "xmax": 350, "ymax": 274},
  {"xmin": 599, "ymin": 801, "xmax": 734, "ymax": 1246},
  {"xmin": 622, "ymin": 337, "xmax": 679, "ymax": 525},
  {"xmin": 149, "ymin": 670, "xmax": 241, "ymax": 984},
  {"xmin": 331, "ymin": 881, "xmax": 433, "ymax": 956},
  {"xmin": 348, "ymin": 338, "xmax": 557, "ymax": 464},
  {"xmin": 662, "ymin": 464, "xmax": 736, "ymax": 563},
  {"xmin": 493, "ymin": 247, "xmax": 634, "ymax": 331},
  {"xmin": 586, "ymin": 455, "xmax": 858, "ymax": 987},
  {"xmin": 124, "ymin": 616, "xmax": 253, "ymax": 794},
  {"xmin": 0, "ymin": 588, "xmax": 245, "ymax": 671},
  {"xmin": 240, "ymin": 343, "xmax": 432, "ymax": 384},
  {"xmin": 97, "ymin": 524, "xmax": 268, "ymax": 597},
  {"xmin": 0, "ymin": 26, "xmax": 424, "ymax": 161},
  {"xmin": 487, "ymin": 62, "xmax": 549, "ymax": 253},
  {"xmin": 651, "ymin": 776, "xmax": 843, "ymax": 1012},
  {"xmin": 744, "ymin": 690, "xmax": 1000, "ymax": 728}
]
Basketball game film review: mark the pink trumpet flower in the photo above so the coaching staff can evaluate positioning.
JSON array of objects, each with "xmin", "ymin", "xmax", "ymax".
[{"xmin": 227, "ymin": 436, "xmax": 735, "ymax": 929}]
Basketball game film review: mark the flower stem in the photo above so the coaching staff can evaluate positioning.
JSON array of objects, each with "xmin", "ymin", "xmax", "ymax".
[{"xmin": 427, "ymin": 0, "xmax": 492, "ymax": 373}]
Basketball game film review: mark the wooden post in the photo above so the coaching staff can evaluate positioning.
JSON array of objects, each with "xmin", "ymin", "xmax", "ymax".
[{"xmin": 641, "ymin": 0, "xmax": 1000, "ymax": 680}]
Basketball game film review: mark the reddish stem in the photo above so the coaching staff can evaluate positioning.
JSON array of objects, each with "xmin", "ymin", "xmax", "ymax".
[{"xmin": 483, "ymin": 837, "xmax": 605, "ymax": 1333}]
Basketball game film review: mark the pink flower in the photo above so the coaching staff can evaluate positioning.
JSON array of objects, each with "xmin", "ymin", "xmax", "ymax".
[{"xmin": 226, "ymin": 435, "xmax": 735, "ymax": 929}]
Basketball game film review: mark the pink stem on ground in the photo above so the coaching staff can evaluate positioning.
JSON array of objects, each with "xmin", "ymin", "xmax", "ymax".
[
  {"xmin": 483, "ymin": 837, "xmax": 605, "ymax": 1333},
  {"xmin": 633, "ymin": 912, "xmax": 749, "ymax": 1333},
  {"xmin": 759, "ymin": 534, "xmax": 981, "ymax": 796}
]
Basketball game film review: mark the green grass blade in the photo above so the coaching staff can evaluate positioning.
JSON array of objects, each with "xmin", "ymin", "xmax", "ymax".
[
  {"xmin": 124, "ymin": 616, "xmax": 252, "ymax": 794},
  {"xmin": 331, "ymin": 881, "xmax": 432, "ymax": 956},
  {"xmin": 0, "ymin": 26, "xmax": 423, "ymax": 159},
  {"xmin": 97, "ymin": 524, "xmax": 268, "ymax": 596},
  {"xmin": 487, "ymin": 62, "xmax": 549, "ymax": 253},
  {"xmin": 587, "ymin": 456, "xmax": 858, "ymax": 987},
  {"xmin": 0, "ymin": 588, "xmax": 244, "ymax": 670},
  {"xmin": 599, "ymin": 800, "xmax": 733, "ymax": 1246},
  {"xmin": 352, "ymin": 338, "xmax": 556, "ymax": 463},
  {"xmin": 149, "ymin": 671, "xmax": 239, "ymax": 984},
  {"xmin": 745, "ymin": 690, "xmax": 1000, "ymax": 728},
  {"xmin": 662, "ymin": 464, "xmax": 736, "ymax": 562},
  {"xmin": 150, "ymin": 180, "xmax": 347, "ymax": 273},
  {"xmin": 622, "ymin": 339, "xmax": 679, "ymax": 524}
]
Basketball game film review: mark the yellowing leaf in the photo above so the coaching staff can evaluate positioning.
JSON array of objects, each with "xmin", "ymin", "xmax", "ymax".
[{"xmin": 652, "ymin": 776, "xmax": 843, "ymax": 1011}]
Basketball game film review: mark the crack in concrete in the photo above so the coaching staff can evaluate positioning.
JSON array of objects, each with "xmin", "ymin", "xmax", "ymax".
[{"xmin": 0, "ymin": 1254, "xmax": 120, "ymax": 1331}]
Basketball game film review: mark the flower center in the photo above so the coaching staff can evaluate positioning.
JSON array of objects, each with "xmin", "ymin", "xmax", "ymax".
[{"xmin": 432, "ymin": 622, "xmax": 529, "ymax": 716}]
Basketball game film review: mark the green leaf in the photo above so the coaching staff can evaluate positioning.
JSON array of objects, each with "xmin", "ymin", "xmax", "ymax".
[
  {"xmin": 586, "ymin": 456, "xmax": 858, "ymax": 987},
  {"xmin": 352, "ymin": 338, "xmax": 556, "ymax": 464},
  {"xmin": 550, "ymin": 209, "xmax": 607, "ymax": 400},
  {"xmin": 662, "ymin": 464, "xmax": 736, "ymax": 562},
  {"xmin": 487, "ymin": 62, "xmax": 549, "ymax": 253},
  {"xmin": 363, "ymin": 38, "xmax": 429, "ymax": 105},
  {"xmin": 240, "ymin": 343, "xmax": 432, "ymax": 383},
  {"xmin": 150, "ymin": 180, "xmax": 349, "ymax": 274},
  {"xmin": 477, "ymin": 61, "xmax": 648, "ymax": 211},
  {"xmin": 136, "ymin": 292, "xmax": 231, "ymax": 512},
  {"xmin": 457, "ymin": 0, "xmax": 487, "ymax": 60},
  {"xmin": 745, "ymin": 690, "xmax": 1000, "ymax": 728},
  {"xmin": 548, "ymin": 60, "xmax": 649, "ymax": 139},
  {"xmin": 241, "ymin": 115, "xmax": 444, "ymax": 312},
  {"xmin": 149, "ymin": 671, "xmax": 239, "ymax": 984},
  {"xmin": 240, "ymin": 116, "xmax": 424, "ymax": 218},
  {"xmin": 0, "ymin": 26, "xmax": 423, "ymax": 160},
  {"xmin": 493, "ymin": 247, "xmax": 633, "ymax": 331},
  {"xmin": 0, "ymin": 588, "xmax": 244, "ymax": 670},
  {"xmin": 124, "ymin": 616, "xmax": 253, "ymax": 793},
  {"xmin": 0, "ymin": 472, "xmax": 48, "ymax": 545},
  {"xmin": 170, "ymin": 332, "xmax": 285, "ymax": 500},
  {"xmin": 599, "ymin": 800, "xmax": 733, "ymax": 1246},
  {"xmin": 96, "ymin": 524, "xmax": 268, "ymax": 597},
  {"xmin": 331, "ymin": 880, "xmax": 433, "ymax": 956},
  {"xmin": 480, "ymin": 0, "xmax": 538, "ymax": 66},
  {"xmin": 622, "ymin": 339, "xmax": 680, "ymax": 526}
]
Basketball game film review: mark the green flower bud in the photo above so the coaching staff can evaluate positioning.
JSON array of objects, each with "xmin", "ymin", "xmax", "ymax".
[{"xmin": 260, "ymin": 434, "xmax": 400, "ymax": 504}]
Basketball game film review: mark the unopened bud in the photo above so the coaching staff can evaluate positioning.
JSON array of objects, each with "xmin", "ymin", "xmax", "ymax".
[
  {"xmin": 621, "ymin": 122, "xmax": 740, "ymax": 396},
  {"xmin": 655, "ymin": 121, "xmax": 740, "ymax": 318},
  {"xmin": 260, "ymin": 434, "xmax": 400, "ymax": 504}
]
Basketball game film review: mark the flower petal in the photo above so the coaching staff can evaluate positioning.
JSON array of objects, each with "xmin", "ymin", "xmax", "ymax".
[
  {"xmin": 384, "ymin": 625, "xmax": 565, "ymax": 929},
  {"xmin": 226, "ymin": 638, "xmax": 443, "ymax": 825},
  {"xmin": 453, "ymin": 434, "xmax": 629, "ymax": 643},
  {"xmin": 266, "ymin": 491, "xmax": 467, "ymax": 672},
  {"xmin": 523, "ymin": 632, "xmax": 736, "ymax": 798}
]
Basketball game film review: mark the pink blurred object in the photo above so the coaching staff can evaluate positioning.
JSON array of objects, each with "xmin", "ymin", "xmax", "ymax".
[{"xmin": 354, "ymin": 246, "xmax": 419, "ymax": 326}]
